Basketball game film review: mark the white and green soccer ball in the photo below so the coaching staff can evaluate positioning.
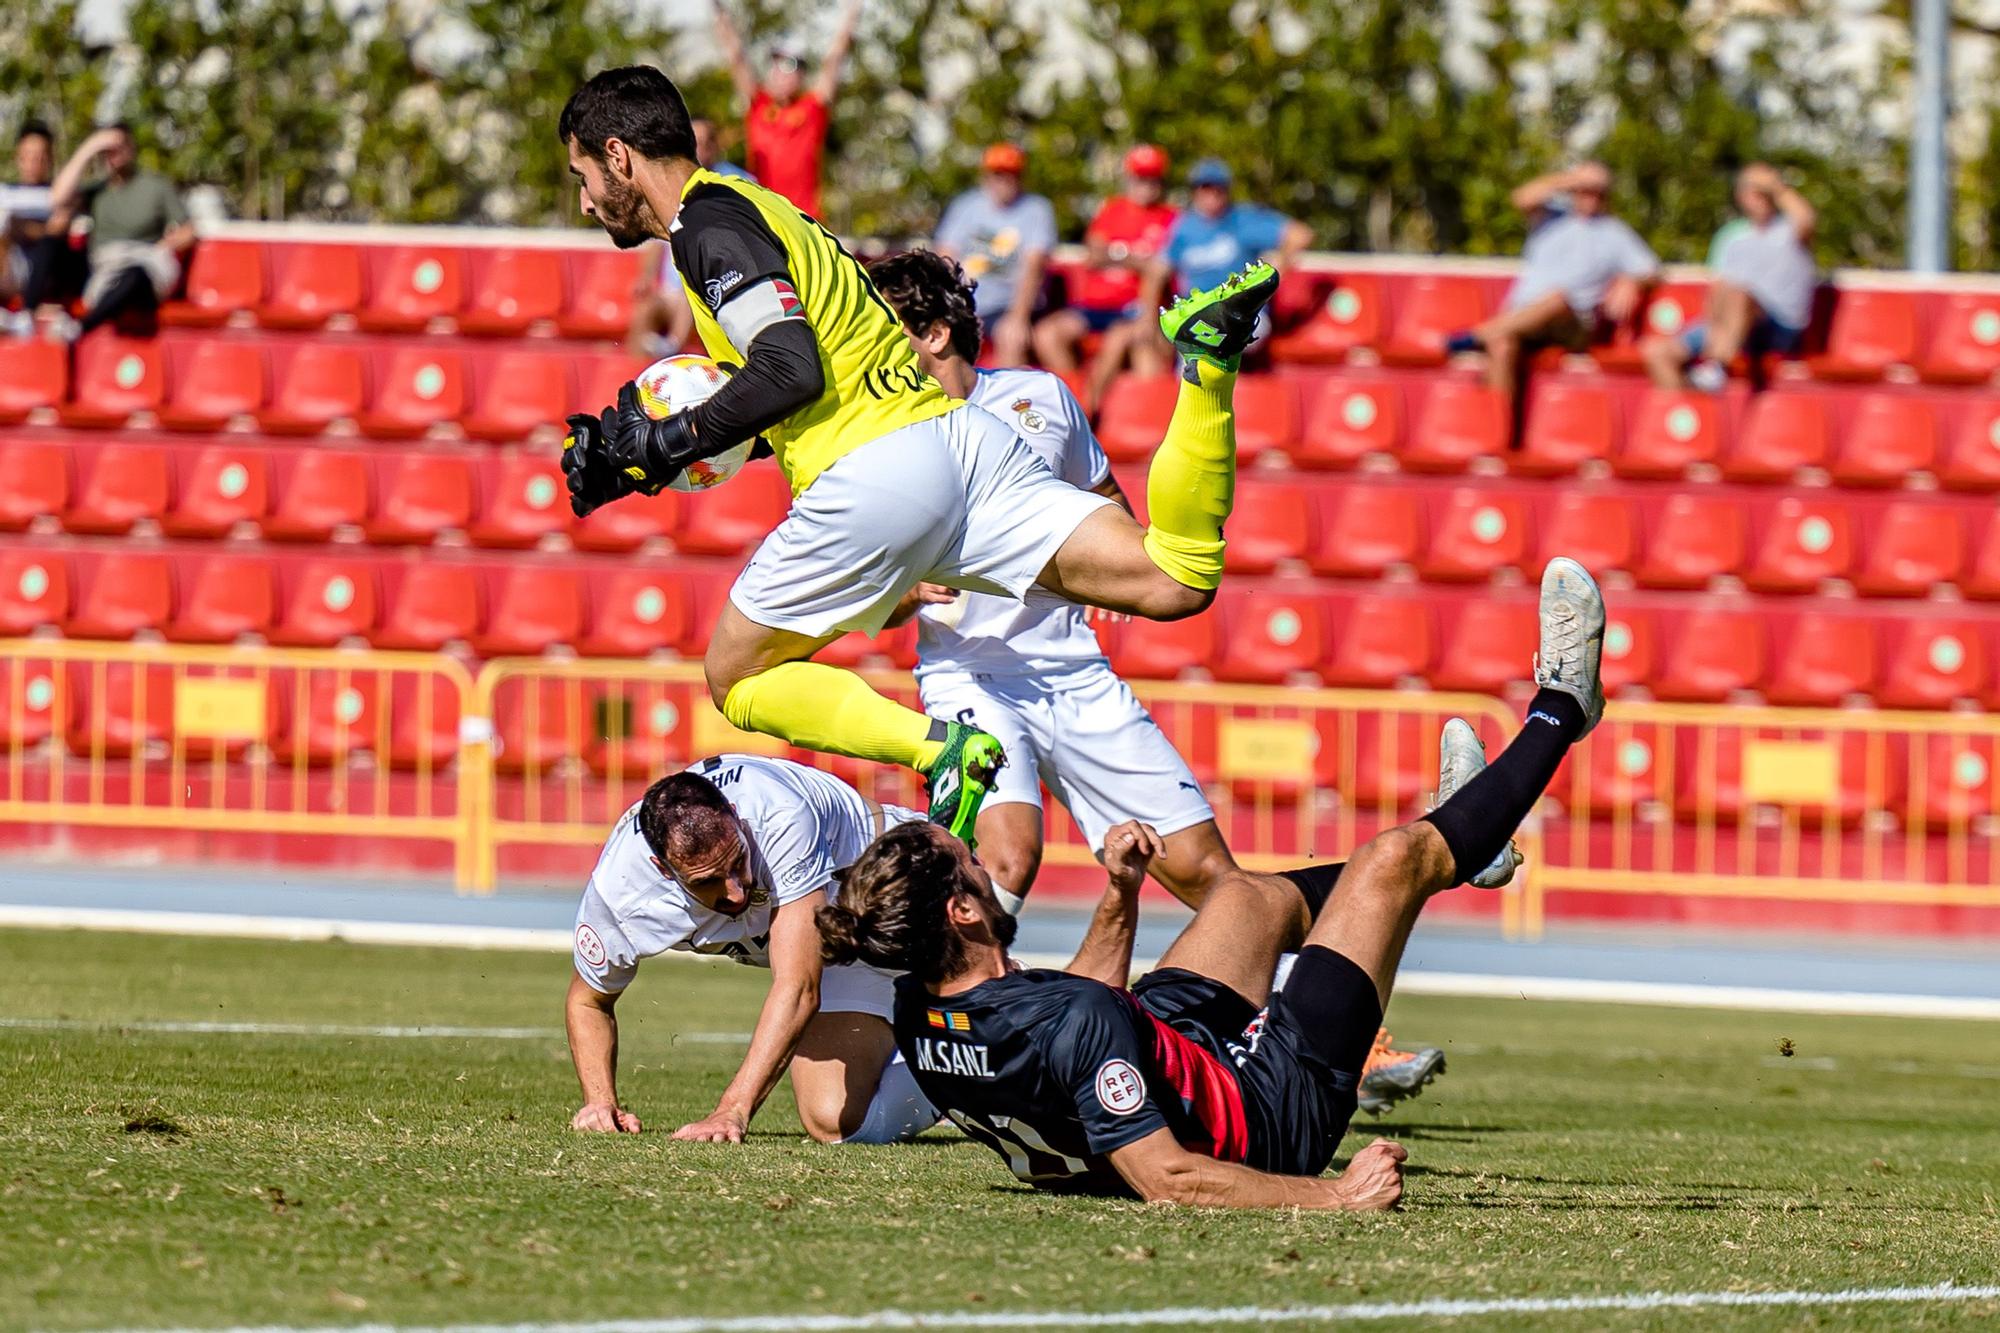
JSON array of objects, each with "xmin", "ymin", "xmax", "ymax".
[{"xmin": 632, "ymin": 353, "xmax": 753, "ymax": 493}]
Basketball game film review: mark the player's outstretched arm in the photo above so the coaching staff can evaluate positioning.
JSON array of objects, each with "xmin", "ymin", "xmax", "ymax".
[
  {"xmin": 811, "ymin": 0, "xmax": 864, "ymax": 104},
  {"xmin": 1063, "ymin": 821, "xmax": 1161, "ymax": 986},
  {"xmin": 674, "ymin": 890, "xmax": 827, "ymax": 1143},
  {"xmin": 712, "ymin": 1, "xmax": 758, "ymax": 106},
  {"xmin": 566, "ymin": 972, "xmax": 641, "ymax": 1133},
  {"xmin": 1109, "ymin": 1129, "xmax": 1405, "ymax": 1210}
]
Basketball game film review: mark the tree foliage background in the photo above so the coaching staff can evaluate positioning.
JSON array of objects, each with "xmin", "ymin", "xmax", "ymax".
[{"xmin": 0, "ymin": 0, "xmax": 1982, "ymax": 267}]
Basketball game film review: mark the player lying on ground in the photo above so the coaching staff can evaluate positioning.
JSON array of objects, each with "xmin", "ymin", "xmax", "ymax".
[
  {"xmin": 553, "ymin": 66, "xmax": 1278, "ymax": 842},
  {"xmin": 566, "ymin": 755, "xmax": 938, "ymax": 1145},
  {"xmin": 817, "ymin": 559, "xmax": 1606, "ymax": 1206}
]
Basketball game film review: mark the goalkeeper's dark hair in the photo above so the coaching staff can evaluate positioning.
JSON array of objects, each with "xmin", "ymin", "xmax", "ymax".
[
  {"xmin": 636, "ymin": 770, "xmax": 737, "ymax": 864},
  {"xmin": 560, "ymin": 66, "xmax": 697, "ymax": 164},
  {"xmin": 868, "ymin": 249, "xmax": 982, "ymax": 364},
  {"xmin": 818, "ymin": 822, "xmax": 974, "ymax": 984}
]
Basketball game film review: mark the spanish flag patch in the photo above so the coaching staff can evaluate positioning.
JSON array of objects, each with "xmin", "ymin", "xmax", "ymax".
[{"xmin": 926, "ymin": 1009, "xmax": 972, "ymax": 1032}]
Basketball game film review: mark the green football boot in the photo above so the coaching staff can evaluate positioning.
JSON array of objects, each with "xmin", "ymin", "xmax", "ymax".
[
  {"xmin": 1158, "ymin": 260, "xmax": 1282, "ymax": 373},
  {"xmin": 922, "ymin": 722, "xmax": 1006, "ymax": 848}
]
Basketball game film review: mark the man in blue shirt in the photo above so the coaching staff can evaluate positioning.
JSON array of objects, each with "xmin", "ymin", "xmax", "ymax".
[{"xmin": 1131, "ymin": 158, "xmax": 1311, "ymax": 376}]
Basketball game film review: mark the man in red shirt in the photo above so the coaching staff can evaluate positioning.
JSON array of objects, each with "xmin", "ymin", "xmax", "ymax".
[
  {"xmin": 1032, "ymin": 145, "xmax": 1178, "ymax": 410},
  {"xmin": 714, "ymin": 0, "xmax": 861, "ymax": 219}
]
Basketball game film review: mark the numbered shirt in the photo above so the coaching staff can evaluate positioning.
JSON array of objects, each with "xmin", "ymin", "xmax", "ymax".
[
  {"xmin": 891, "ymin": 969, "xmax": 1234, "ymax": 1195},
  {"xmin": 913, "ymin": 369, "xmax": 1111, "ymax": 682},
  {"xmin": 571, "ymin": 755, "xmax": 880, "ymax": 993}
]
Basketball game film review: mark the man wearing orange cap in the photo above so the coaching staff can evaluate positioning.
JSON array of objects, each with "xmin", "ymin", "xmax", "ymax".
[
  {"xmin": 934, "ymin": 143, "xmax": 1058, "ymax": 367},
  {"xmin": 1034, "ymin": 145, "xmax": 1179, "ymax": 410}
]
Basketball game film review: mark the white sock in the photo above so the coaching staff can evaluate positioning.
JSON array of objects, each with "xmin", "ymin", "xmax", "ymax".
[
  {"xmin": 836, "ymin": 1051, "xmax": 940, "ymax": 1145},
  {"xmin": 994, "ymin": 885, "xmax": 1027, "ymax": 916}
]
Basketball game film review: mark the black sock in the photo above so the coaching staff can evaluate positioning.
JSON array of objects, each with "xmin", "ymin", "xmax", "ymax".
[
  {"xmin": 1279, "ymin": 861, "xmax": 1345, "ymax": 918},
  {"xmin": 1421, "ymin": 688, "xmax": 1585, "ymax": 884}
]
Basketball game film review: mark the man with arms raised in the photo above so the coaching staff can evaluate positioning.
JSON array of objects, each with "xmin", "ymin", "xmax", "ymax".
[{"xmin": 819, "ymin": 560, "xmax": 1605, "ymax": 1205}]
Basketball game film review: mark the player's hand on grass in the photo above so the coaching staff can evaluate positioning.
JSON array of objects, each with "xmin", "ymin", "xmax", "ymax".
[
  {"xmin": 672, "ymin": 1109, "xmax": 749, "ymax": 1144},
  {"xmin": 1101, "ymin": 821, "xmax": 1163, "ymax": 893},
  {"xmin": 571, "ymin": 1102, "xmax": 642, "ymax": 1134},
  {"xmin": 1328, "ymin": 1137, "xmax": 1406, "ymax": 1211}
]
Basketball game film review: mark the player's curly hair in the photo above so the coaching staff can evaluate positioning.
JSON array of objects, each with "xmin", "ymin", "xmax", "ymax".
[
  {"xmin": 637, "ymin": 771, "xmax": 736, "ymax": 864},
  {"xmin": 818, "ymin": 822, "xmax": 974, "ymax": 984},
  {"xmin": 867, "ymin": 249, "xmax": 983, "ymax": 364},
  {"xmin": 559, "ymin": 66, "xmax": 697, "ymax": 163}
]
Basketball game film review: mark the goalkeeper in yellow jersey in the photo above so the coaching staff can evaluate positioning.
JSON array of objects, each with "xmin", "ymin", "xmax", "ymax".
[{"xmin": 556, "ymin": 67, "xmax": 1276, "ymax": 846}]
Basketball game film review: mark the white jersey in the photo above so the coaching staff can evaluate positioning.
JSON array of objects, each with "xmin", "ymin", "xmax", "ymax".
[
  {"xmin": 572, "ymin": 755, "xmax": 904, "ymax": 993},
  {"xmin": 914, "ymin": 368, "xmax": 1112, "ymax": 681}
]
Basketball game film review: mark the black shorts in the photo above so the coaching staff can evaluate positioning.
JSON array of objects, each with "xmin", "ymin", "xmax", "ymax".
[{"xmin": 1132, "ymin": 948, "xmax": 1382, "ymax": 1178}]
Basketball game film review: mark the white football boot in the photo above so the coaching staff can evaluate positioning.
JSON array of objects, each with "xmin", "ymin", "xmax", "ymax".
[
  {"xmin": 1533, "ymin": 556, "xmax": 1607, "ymax": 739},
  {"xmin": 1434, "ymin": 717, "xmax": 1520, "ymax": 889}
]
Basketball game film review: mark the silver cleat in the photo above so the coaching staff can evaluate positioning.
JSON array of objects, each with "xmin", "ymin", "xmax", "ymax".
[
  {"xmin": 1533, "ymin": 556, "xmax": 1607, "ymax": 740},
  {"xmin": 1435, "ymin": 717, "xmax": 1521, "ymax": 889}
]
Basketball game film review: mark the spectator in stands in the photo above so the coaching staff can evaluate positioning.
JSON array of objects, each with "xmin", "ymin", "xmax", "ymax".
[
  {"xmin": 31, "ymin": 123, "xmax": 193, "ymax": 343},
  {"xmin": 1031, "ymin": 144, "xmax": 1177, "ymax": 409},
  {"xmin": 1445, "ymin": 161, "xmax": 1657, "ymax": 419},
  {"xmin": 692, "ymin": 116, "xmax": 754, "ymax": 181},
  {"xmin": 0, "ymin": 121, "xmax": 56, "ymax": 334},
  {"xmin": 713, "ymin": 0, "xmax": 861, "ymax": 219},
  {"xmin": 1131, "ymin": 157, "xmax": 1311, "ymax": 377},
  {"xmin": 934, "ymin": 143, "xmax": 1057, "ymax": 367},
  {"xmin": 1643, "ymin": 163, "xmax": 1816, "ymax": 393}
]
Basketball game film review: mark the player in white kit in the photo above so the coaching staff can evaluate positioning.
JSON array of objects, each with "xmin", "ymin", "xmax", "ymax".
[{"xmin": 565, "ymin": 755, "xmax": 938, "ymax": 1144}]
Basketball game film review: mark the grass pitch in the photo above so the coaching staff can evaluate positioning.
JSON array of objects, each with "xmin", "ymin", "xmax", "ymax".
[{"xmin": 3, "ymin": 927, "xmax": 1999, "ymax": 1332}]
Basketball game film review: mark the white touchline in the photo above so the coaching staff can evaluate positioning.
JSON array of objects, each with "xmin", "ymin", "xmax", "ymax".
[
  {"xmin": 0, "ymin": 1018, "xmax": 754, "ymax": 1043},
  {"xmin": 99, "ymin": 1281, "xmax": 2000, "ymax": 1333}
]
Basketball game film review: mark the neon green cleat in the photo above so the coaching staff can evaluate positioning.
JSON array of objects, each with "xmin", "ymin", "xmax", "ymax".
[
  {"xmin": 1158, "ymin": 261, "xmax": 1281, "ymax": 372},
  {"xmin": 923, "ymin": 722, "xmax": 1006, "ymax": 848}
]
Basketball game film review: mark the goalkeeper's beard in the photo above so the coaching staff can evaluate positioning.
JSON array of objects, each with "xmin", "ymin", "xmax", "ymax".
[{"xmin": 595, "ymin": 173, "xmax": 663, "ymax": 249}]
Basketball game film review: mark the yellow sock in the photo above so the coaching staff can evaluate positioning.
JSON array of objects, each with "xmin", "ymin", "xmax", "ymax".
[
  {"xmin": 1142, "ymin": 358, "xmax": 1238, "ymax": 591},
  {"xmin": 723, "ymin": 661, "xmax": 945, "ymax": 771}
]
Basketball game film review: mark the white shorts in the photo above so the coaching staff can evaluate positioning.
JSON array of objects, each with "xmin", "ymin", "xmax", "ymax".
[
  {"xmin": 917, "ymin": 663, "xmax": 1215, "ymax": 850},
  {"xmin": 819, "ymin": 960, "xmax": 897, "ymax": 1021},
  {"xmin": 729, "ymin": 404, "xmax": 1115, "ymax": 638}
]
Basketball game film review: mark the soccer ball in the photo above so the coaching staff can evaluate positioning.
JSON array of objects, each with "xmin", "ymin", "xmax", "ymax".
[{"xmin": 632, "ymin": 354, "xmax": 754, "ymax": 493}]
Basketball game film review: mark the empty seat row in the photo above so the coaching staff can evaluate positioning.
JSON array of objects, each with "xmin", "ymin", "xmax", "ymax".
[{"xmin": 163, "ymin": 239, "xmax": 644, "ymax": 338}]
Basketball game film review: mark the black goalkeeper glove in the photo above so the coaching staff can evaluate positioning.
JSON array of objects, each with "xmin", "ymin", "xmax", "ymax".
[
  {"xmin": 603, "ymin": 381, "xmax": 708, "ymax": 496},
  {"xmin": 560, "ymin": 410, "xmax": 638, "ymax": 518}
]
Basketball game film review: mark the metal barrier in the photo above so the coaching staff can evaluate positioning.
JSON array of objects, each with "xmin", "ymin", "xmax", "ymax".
[{"xmin": 0, "ymin": 638, "xmax": 477, "ymax": 885}]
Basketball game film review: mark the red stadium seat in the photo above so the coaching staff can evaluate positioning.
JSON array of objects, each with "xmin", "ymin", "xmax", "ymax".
[
  {"xmin": 1222, "ymin": 478, "xmax": 1311, "ymax": 574},
  {"xmin": 1913, "ymin": 735, "xmax": 1997, "ymax": 826},
  {"xmin": 1418, "ymin": 486, "xmax": 1529, "ymax": 582},
  {"xmin": 0, "ymin": 440, "xmax": 68, "ymax": 530},
  {"xmin": 162, "ymin": 239, "xmax": 262, "ymax": 327},
  {"xmin": 1095, "ymin": 373, "xmax": 1177, "ymax": 463},
  {"xmin": 164, "ymin": 444, "xmax": 270, "ymax": 538},
  {"xmin": 492, "ymin": 677, "xmax": 589, "ymax": 772},
  {"xmin": 1831, "ymin": 392, "xmax": 1938, "ymax": 486},
  {"xmin": 269, "ymin": 671, "xmax": 382, "ymax": 766},
  {"xmin": 469, "ymin": 452, "xmax": 572, "ymax": 549},
  {"xmin": 256, "ymin": 341, "xmax": 367, "ymax": 435},
  {"xmin": 674, "ymin": 464, "xmax": 790, "ymax": 556},
  {"xmin": 365, "ymin": 452, "xmax": 476, "ymax": 545},
  {"xmin": 1232, "ymin": 375, "xmax": 1300, "ymax": 460},
  {"xmin": 271, "ymin": 559, "xmax": 380, "ymax": 647},
  {"xmin": 1876, "ymin": 618, "xmax": 1987, "ymax": 710},
  {"xmin": 1213, "ymin": 588, "xmax": 1332, "ymax": 683},
  {"xmin": 1763, "ymin": 609, "xmax": 1877, "ymax": 706},
  {"xmin": 356, "ymin": 345, "xmax": 466, "ymax": 438},
  {"xmin": 1342, "ymin": 712, "xmax": 1438, "ymax": 810},
  {"xmin": 63, "ymin": 441, "xmax": 170, "ymax": 535},
  {"xmin": 58, "ymin": 336, "xmax": 165, "ymax": 428},
  {"xmin": 0, "ymin": 339, "xmax": 67, "ymax": 422},
  {"xmin": 558, "ymin": 251, "xmax": 639, "ymax": 339},
  {"xmin": 1403, "ymin": 378, "xmax": 1506, "ymax": 471},
  {"xmin": 570, "ymin": 351, "xmax": 644, "ymax": 416},
  {"xmin": 572, "ymin": 489, "xmax": 680, "ymax": 553},
  {"xmin": 1940, "ymin": 399, "xmax": 2000, "ymax": 491},
  {"xmin": 475, "ymin": 565, "xmax": 585, "ymax": 655},
  {"xmin": 1321, "ymin": 592, "xmax": 1432, "ymax": 687},
  {"xmin": 1636, "ymin": 491, "xmax": 1745, "ymax": 589},
  {"xmin": 0, "ymin": 549, "xmax": 67, "ymax": 635},
  {"xmin": 1744, "ymin": 494, "xmax": 1854, "ymax": 593},
  {"xmin": 385, "ymin": 674, "xmax": 463, "ymax": 770},
  {"xmin": 1557, "ymin": 719, "xmax": 1670, "ymax": 814},
  {"xmin": 169, "ymin": 554, "xmax": 275, "ymax": 643},
  {"xmin": 157, "ymin": 339, "xmax": 265, "ymax": 431},
  {"xmin": 64, "ymin": 661, "xmax": 173, "ymax": 757},
  {"xmin": 1267, "ymin": 273, "xmax": 1384, "ymax": 363},
  {"xmin": 462, "ymin": 349, "xmax": 569, "ymax": 444},
  {"xmin": 1616, "ymin": 389, "xmax": 1723, "ymax": 478},
  {"xmin": 1295, "ymin": 374, "xmax": 1404, "ymax": 469},
  {"xmin": 1809, "ymin": 289, "xmax": 1920, "ymax": 379},
  {"xmin": 818, "ymin": 625, "xmax": 914, "ymax": 669},
  {"xmin": 1920, "ymin": 293, "xmax": 2000, "ymax": 384},
  {"xmin": 1108, "ymin": 613, "xmax": 1217, "ymax": 680},
  {"xmin": 1538, "ymin": 490, "xmax": 1638, "ymax": 579},
  {"xmin": 1651, "ymin": 606, "xmax": 1765, "ymax": 701},
  {"xmin": 260, "ymin": 244, "xmax": 365, "ymax": 328},
  {"xmin": 1516, "ymin": 379, "xmax": 1617, "ymax": 476},
  {"xmin": 1724, "ymin": 391, "xmax": 1830, "ymax": 482},
  {"xmin": 1308, "ymin": 484, "xmax": 1421, "ymax": 578},
  {"xmin": 1961, "ymin": 511, "xmax": 2000, "ymax": 600},
  {"xmin": 584, "ymin": 681, "xmax": 693, "ymax": 778},
  {"xmin": 1674, "ymin": 729, "xmax": 1894, "ymax": 824},
  {"xmin": 1598, "ymin": 606, "xmax": 1657, "ymax": 696},
  {"xmin": 1382, "ymin": 275, "xmax": 1487, "ymax": 364},
  {"xmin": 265, "ymin": 450, "xmax": 370, "ymax": 542},
  {"xmin": 373, "ymin": 564, "xmax": 483, "ymax": 651},
  {"xmin": 460, "ymin": 248, "xmax": 566, "ymax": 336},
  {"xmin": 1853, "ymin": 500, "xmax": 1963, "ymax": 597},
  {"xmin": 359, "ymin": 246, "xmax": 465, "ymax": 332},
  {"xmin": 66, "ymin": 552, "xmax": 173, "ymax": 639},
  {"xmin": 1430, "ymin": 596, "xmax": 1537, "ymax": 694},
  {"xmin": 579, "ymin": 569, "xmax": 691, "ymax": 657},
  {"xmin": 1594, "ymin": 281, "xmax": 1708, "ymax": 373},
  {"xmin": 0, "ymin": 658, "xmax": 64, "ymax": 748}
]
